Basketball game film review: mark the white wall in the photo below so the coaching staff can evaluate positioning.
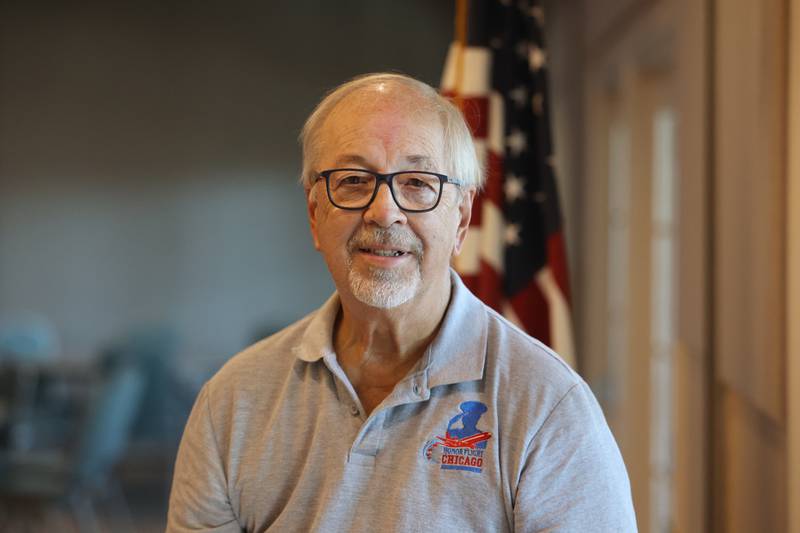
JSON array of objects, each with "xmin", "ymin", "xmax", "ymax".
[{"xmin": 0, "ymin": 1, "xmax": 453, "ymax": 376}]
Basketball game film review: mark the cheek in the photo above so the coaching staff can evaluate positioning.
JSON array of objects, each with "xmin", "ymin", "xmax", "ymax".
[
  {"xmin": 419, "ymin": 213, "xmax": 460, "ymax": 261},
  {"xmin": 316, "ymin": 208, "xmax": 357, "ymax": 252}
]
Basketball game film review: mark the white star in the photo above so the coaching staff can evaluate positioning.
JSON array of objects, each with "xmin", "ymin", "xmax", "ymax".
[
  {"xmin": 529, "ymin": 46, "xmax": 546, "ymax": 71},
  {"xmin": 509, "ymin": 86, "xmax": 527, "ymax": 108},
  {"xmin": 504, "ymin": 174, "xmax": 525, "ymax": 202},
  {"xmin": 506, "ymin": 129, "xmax": 527, "ymax": 156},
  {"xmin": 532, "ymin": 92, "xmax": 544, "ymax": 114},
  {"xmin": 505, "ymin": 223, "xmax": 522, "ymax": 246}
]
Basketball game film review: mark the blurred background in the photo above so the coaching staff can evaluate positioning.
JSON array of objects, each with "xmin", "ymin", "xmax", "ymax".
[{"xmin": 0, "ymin": 0, "xmax": 798, "ymax": 532}]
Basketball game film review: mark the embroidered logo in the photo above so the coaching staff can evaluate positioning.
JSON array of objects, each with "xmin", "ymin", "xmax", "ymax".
[{"xmin": 422, "ymin": 401, "xmax": 492, "ymax": 473}]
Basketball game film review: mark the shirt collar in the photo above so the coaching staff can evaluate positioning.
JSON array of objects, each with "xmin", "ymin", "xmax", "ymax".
[
  {"xmin": 422, "ymin": 270, "xmax": 487, "ymax": 387},
  {"xmin": 292, "ymin": 269, "xmax": 488, "ymax": 387}
]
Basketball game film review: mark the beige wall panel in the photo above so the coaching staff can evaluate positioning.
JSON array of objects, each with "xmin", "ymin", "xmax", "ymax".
[
  {"xmin": 720, "ymin": 388, "xmax": 786, "ymax": 532},
  {"xmin": 625, "ymin": 70, "xmax": 660, "ymax": 533},
  {"xmin": 714, "ymin": 0, "xmax": 786, "ymax": 422},
  {"xmin": 584, "ymin": 0, "xmax": 652, "ymax": 47},
  {"xmin": 579, "ymin": 81, "xmax": 612, "ymax": 391},
  {"xmin": 787, "ymin": 0, "xmax": 800, "ymax": 530},
  {"xmin": 672, "ymin": 342, "xmax": 708, "ymax": 533},
  {"xmin": 672, "ymin": 0, "xmax": 710, "ymax": 530}
]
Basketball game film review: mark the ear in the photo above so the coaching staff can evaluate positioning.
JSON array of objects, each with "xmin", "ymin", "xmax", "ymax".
[
  {"xmin": 306, "ymin": 186, "xmax": 322, "ymax": 251},
  {"xmin": 452, "ymin": 187, "xmax": 476, "ymax": 256}
]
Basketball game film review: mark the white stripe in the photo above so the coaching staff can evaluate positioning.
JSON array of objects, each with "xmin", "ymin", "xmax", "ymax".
[
  {"xmin": 440, "ymin": 44, "xmax": 492, "ymax": 96},
  {"xmin": 480, "ymin": 202, "xmax": 505, "ymax": 273},
  {"xmin": 502, "ymin": 302, "xmax": 525, "ymax": 330},
  {"xmin": 455, "ymin": 228, "xmax": 481, "ymax": 275},
  {"xmin": 488, "ymin": 91, "xmax": 505, "ymax": 155},
  {"xmin": 535, "ymin": 267, "xmax": 576, "ymax": 367}
]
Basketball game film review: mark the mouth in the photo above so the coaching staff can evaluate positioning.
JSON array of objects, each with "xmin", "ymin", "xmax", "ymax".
[{"xmin": 359, "ymin": 248, "xmax": 409, "ymax": 257}]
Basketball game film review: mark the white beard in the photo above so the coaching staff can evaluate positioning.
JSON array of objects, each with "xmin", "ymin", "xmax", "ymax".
[
  {"xmin": 347, "ymin": 261, "xmax": 421, "ymax": 309},
  {"xmin": 345, "ymin": 226, "xmax": 424, "ymax": 309}
]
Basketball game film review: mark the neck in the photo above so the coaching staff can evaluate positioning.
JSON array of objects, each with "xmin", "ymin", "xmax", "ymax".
[{"xmin": 334, "ymin": 270, "xmax": 452, "ymax": 391}]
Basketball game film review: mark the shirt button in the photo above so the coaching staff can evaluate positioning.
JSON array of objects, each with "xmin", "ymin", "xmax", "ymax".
[{"xmin": 349, "ymin": 404, "xmax": 359, "ymax": 416}]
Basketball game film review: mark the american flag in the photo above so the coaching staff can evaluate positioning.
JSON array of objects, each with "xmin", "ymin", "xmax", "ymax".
[{"xmin": 441, "ymin": 0, "xmax": 575, "ymax": 367}]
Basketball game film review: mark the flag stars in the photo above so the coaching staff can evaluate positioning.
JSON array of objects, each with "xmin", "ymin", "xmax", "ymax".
[
  {"xmin": 510, "ymin": 86, "xmax": 527, "ymax": 108},
  {"xmin": 505, "ymin": 223, "xmax": 522, "ymax": 246},
  {"xmin": 506, "ymin": 129, "xmax": 527, "ymax": 156},
  {"xmin": 529, "ymin": 46, "xmax": 546, "ymax": 71},
  {"xmin": 504, "ymin": 174, "xmax": 526, "ymax": 202}
]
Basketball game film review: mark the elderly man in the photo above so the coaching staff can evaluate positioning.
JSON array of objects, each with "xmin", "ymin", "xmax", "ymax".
[{"xmin": 167, "ymin": 73, "xmax": 636, "ymax": 532}]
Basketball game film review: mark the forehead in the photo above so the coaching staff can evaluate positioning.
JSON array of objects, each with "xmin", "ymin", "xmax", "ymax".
[{"xmin": 317, "ymin": 90, "xmax": 446, "ymax": 170}]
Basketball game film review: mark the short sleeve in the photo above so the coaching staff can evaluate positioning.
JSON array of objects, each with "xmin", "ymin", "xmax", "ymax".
[
  {"xmin": 167, "ymin": 384, "xmax": 243, "ymax": 533},
  {"xmin": 513, "ymin": 382, "xmax": 638, "ymax": 532}
]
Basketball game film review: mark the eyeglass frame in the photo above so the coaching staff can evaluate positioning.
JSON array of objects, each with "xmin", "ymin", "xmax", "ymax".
[{"xmin": 315, "ymin": 168, "xmax": 463, "ymax": 213}]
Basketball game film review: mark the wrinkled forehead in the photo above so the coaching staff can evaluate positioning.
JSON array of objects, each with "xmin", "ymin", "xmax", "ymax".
[
  {"xmin": 326, "ymin": 85, "xmax": 444, "ymax": 134},
  {"xmin": 318, "ymin": 89, "xmax": 446, "ymax": 164}
]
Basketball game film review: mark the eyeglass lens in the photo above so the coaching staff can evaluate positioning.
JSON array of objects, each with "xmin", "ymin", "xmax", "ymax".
[{"xmin": 327, "ymin": 170, "xmax": 441, "ymax": 210}]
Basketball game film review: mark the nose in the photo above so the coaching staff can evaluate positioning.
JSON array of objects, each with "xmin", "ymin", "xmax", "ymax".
[{"xmin": 363, "ymin": 182, "xmax": 407, "ymax": 227}]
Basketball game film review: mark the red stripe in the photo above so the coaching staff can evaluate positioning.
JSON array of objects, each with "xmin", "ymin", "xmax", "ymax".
[
  {"xmin": 459, "ymin": 273, "xmax": 480, "ymax": 294},
  {"xmin": 470, "ymin": 194, "xmax": 484, "ymax": 226},
  {"xmin": 483, "ymin": 150, "xmax": 504, "ymax": 207},
  {"xmin": 509, "ymin": 276, "xmax": 551, "ymax": 346},
  {"xmin": 547, "ymin": 231, "xmax": 571, "ymax": 302},
  {"xmin": 476, "ymin": 260, "xmax": 503, "ymax": 313},
  {"xmin": 442, "ymin": 94, "xmax": 489, "ymax": 139}
]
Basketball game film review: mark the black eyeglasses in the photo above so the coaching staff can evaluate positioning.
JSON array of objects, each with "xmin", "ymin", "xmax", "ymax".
[{"xmin": 316, "ymin": 168, "xmax": 462, "ymax": 213}]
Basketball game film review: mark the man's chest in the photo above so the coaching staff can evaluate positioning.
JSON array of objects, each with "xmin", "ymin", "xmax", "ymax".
[{"xmin": 227, "ymin": 384, "xmax": 512, "ymax": 532}]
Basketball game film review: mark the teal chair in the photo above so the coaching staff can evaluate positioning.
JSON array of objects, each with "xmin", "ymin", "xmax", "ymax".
[{"xmin": 0, "ymin": 360, "xmax": 146, "ymax": 532}]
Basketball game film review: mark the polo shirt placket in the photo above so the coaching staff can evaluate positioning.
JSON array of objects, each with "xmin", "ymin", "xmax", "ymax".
[{"xmin": 322, "ymin": 353, "xmax": 432, "ymax": 467}]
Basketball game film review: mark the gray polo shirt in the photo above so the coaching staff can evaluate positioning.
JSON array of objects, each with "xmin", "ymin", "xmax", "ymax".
[{"xmin": 168, "ymin": 272, "xmax": 637, "ymax": 532}]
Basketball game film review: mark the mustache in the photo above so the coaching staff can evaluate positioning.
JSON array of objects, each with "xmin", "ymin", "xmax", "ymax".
[{"xmin": 347, "ymin": 226, "xmax": 424, "ymax": 256}]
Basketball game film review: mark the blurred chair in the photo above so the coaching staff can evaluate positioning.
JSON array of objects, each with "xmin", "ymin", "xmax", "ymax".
[
  {"xmin": 0, "ymin": 358, "xmax": 146, "ymax": 532},
  {"xmin": 0, "ymin": 313, "xmax": 61, "ymax": 451},
  {"xmin": 0, "ymin": 313, "xmax": 60, "ymax": 363}
]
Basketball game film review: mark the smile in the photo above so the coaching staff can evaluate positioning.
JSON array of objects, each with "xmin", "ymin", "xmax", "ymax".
[{"xmin": 361, "ymin": 248, "xmax": 408, "ymax": 257}]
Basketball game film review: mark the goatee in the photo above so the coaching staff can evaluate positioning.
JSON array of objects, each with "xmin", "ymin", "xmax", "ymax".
[{"xmin": 346, "ymin": 226, "xmax": 424, "ymax": 308}]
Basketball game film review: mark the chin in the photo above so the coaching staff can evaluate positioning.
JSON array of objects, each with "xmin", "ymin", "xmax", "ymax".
[{"xmin": 347, "ymin": 267, "xmax": 421, "ymax": 309}]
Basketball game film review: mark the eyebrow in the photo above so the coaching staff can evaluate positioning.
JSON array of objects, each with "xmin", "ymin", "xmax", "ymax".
[
  {"xmin": 405, "ymin": 155, "xmax": 435, "ymax": 170},
  {"xmin": 333, "ymin": 154, "xmax": 436, "ymax": 170},
  {"xmin": 334, "ymin": 154, "xmax": 371, "ymax": 168}
]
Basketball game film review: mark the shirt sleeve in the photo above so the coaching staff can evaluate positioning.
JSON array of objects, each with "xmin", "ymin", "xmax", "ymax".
[
  {"xmin": 513, "ymin": 382, "xmax": 638, "ymax": 532},
  {"xmin": 167, "ymin": 384, "xmax": 243, "ymax": 533}
]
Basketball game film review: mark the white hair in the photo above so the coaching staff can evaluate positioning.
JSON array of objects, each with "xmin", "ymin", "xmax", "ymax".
[{"xmin": 298, "ymin": 72, "xmax": 484, "ymax": 191}]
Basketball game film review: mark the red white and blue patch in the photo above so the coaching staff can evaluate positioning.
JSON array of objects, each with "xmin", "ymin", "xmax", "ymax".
[{"xmin": 422, "ymin": 401, "xmax": 492, "ymax": 473}]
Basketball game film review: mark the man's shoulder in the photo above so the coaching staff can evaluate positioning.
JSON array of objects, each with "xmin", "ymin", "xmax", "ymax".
[
  {"xmin": 481, "ymin": 303, "xmax": 579, "ymax": 394},
  {"xmin": 206, "ymin": 309, "xmax": 317, "ymax": 394}
]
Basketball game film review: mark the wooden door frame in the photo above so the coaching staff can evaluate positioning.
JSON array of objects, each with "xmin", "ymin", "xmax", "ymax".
[{"xmin": 788, "ymin": 0, "xmax": 800, "ymax": 531}]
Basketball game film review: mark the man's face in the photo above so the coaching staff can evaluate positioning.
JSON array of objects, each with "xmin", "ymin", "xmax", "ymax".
[{"xmin": 306, "ymin": 90, "xmax": 475, "ymax": 310}]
